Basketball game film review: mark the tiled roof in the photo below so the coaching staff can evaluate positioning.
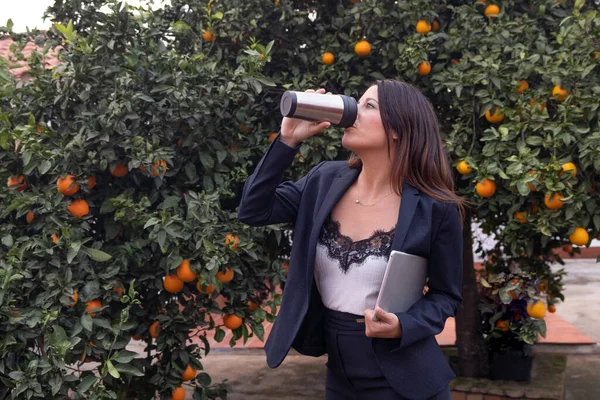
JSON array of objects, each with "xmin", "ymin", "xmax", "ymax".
[{"xmin": 0, "ymin": 36, "xmax": 62, "ymax": 79}]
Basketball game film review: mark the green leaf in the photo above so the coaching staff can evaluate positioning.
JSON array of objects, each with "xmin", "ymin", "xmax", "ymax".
[
  {"xmin": 214, "ymin": 328, "xmax": 225, "ymax": 342},
  {"xmin": 212, "ymin": 11, "xmax": 224, "ymax": 20},
  {"xmin": 38, "ymin": 160, "xmax": 52, "ymax": 175},
  {"xmin": 2, "ymin": 234, "xmax": 13, "ymax": 248},
  {"xmin": 144, "ymin": 218, "xmax": 161, "ymax": 229},
  {"xmin": 67, "ymin": 242, "xmax": 82, "ymax": 263},
  {"xmin": 112, "ymin": 350, "xmax": 138, "ymax": 363},
  {"xmin": 80, "ymin": 315, "xmax": 93, "ymax": 332},
  {"xmin": 106, "ymin": 360, "xmax": 121, "ymax": 379},
  {"xmin": 77, "ymin": 375, "xmax": 97, "ymax": 393},
  {"xmin": 135, "ymin": 94, "xmax": 154, "ymax": 102},
  {"xmin": 85, "ymin": 248, "xmax": 112, "ymax": 262},
  {"xmin": 114, "ymin": 363, "xmax": 144, "ymax": 376}
]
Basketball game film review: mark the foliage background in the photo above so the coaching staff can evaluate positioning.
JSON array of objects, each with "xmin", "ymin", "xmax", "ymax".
[{"xmin": 1, "ymin": 0, "xmax": 599, "ymax": 398}]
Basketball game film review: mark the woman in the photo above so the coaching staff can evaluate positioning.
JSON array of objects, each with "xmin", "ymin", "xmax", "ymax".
[{"xmin": 238, "ymin": 80, "xmax": 466, "ymax": 400}]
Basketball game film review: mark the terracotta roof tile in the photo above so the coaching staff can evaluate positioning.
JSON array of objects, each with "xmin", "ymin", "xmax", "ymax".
[{"xmin": 0, "ymin": 36, "xmax": 62, "ymax": 79}]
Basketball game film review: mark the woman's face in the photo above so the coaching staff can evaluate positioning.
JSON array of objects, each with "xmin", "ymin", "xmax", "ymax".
[{"xmin": 341, "ymin": 85, "xmax": 392, "ymax": 154}]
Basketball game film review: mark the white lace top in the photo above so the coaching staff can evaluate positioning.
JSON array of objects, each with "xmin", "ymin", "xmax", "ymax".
[{"xmin": 314, "ymin": 214, "xmax": 396, "ymax": 315}]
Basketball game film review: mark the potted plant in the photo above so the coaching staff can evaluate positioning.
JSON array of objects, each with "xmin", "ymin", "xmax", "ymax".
[{"xmin": 478, "ymin": 249, "xmax": 565, "ymax": 381}]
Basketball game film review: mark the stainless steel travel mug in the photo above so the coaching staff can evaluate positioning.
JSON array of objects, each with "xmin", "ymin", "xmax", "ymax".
[{"xmin": 280, "ymin": 91, "xmax": 357, "ymax": 128}]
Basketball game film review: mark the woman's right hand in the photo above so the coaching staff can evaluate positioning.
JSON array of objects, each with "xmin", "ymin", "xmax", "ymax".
[{"xmin": 279, "ymin": 88, "xmax": 332, "ymax": 148}]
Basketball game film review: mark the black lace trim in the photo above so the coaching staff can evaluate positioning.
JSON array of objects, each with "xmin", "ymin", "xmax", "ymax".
[{"xmin": 318, "ymin": 215, "xmax": 395, "ymax": 274}]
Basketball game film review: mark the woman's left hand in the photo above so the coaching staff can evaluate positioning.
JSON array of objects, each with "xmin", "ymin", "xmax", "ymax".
[{"xmin": 363, "ymin": 307, "xmax": 403, "ymax": 339}]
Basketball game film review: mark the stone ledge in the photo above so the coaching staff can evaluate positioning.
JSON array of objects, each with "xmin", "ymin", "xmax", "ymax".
[{"xmin": 447, "ymin": 354, "xmax": 567, "ymax": 400}]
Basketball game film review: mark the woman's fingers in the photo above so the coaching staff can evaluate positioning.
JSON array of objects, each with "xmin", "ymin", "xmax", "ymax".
[{"xmin": 305, "ymin": 121, "xmax": 331, "ymax": 138}]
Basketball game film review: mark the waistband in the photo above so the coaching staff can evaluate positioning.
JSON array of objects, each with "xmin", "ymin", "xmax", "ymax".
[{"xmin": 325, "ymin": 308, "xmax": 366, "ymax": 331}]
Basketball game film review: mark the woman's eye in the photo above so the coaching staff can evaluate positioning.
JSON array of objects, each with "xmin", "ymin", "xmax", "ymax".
[{"xmin": 366, "ymin": 103, "xmax": 375, "ymax": 109}]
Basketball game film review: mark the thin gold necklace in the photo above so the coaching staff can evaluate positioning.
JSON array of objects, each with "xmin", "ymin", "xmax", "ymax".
[{"xmin": 355, "ymin": 186, "xmax": 394, "ymax": 207}]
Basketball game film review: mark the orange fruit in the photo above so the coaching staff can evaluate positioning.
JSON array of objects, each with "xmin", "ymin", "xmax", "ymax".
[
  {"xmin": 544, "ymin": 193, "xmax": 564, "ymax": 210},
  {"xmin": 51, "ymin": 233, "xmax": 59, "ymax": 244},
  {"xmin": 526, "ymin": 301, "xmax": 546, "ymax": 319},
  {"xmin": 548, "ymin": 304, "xmax": 557, "ymax": 313},
  {"xmin": 485, "ymin": 107, "xmax": 504, "ymax": 123},
  {"xmin": 570, "ymin": 227, "xmax": 589, "ymax": 246},
  {"xmin": 240, "ymin": 123, "xmax": 252, "ymax": 134},
  {"xmin": 476, "ymin": 178, "xmax": 496, "ymax": 198},
  {"xmin": 196, "ymin": 282, "xmax": 216, "ymax": 294},
  {"xmin": 149, "ymin": 321, "xmax": 161, "ymax": 338},
  {"xmin": 354, "ymin": 40, "xmax": 371, "ymax": 57},
  {"xmin": 132, "ymin": 333, "xmax": 142, "ymax": 340},
  {"xmin": 495, "ymin": 320, "xmax": 509, "ymax": 332},
  {"xmin": 552, "ymin": 85, "xmax": 568, "ymax": 102},
  {"xmin": 268, "ymin": 132, "xmax": 278, "ymax": 143},
  {"xmin": 202, "ymin": 29, "xmax": 215, "ymax": 42},
  {"xmin": 87, "ymin": 176, "xmax": 96, "ymax": 189},
  {"xmin": 71, "ymin": 290, "xmax": 79, "ymax": 307},
  {"xmin": 68, "ymin": 199, "xmax": 89, "ymax": 219},
  {"xmin": 248, "ymin": 301, "xmax": 259, "ymax": 311},
  {"xmin": 141, "ymin": 160, "xmax": 168, "ymax": 177},
  {"xmin": 57, "ymin": 175, "xmax": 80, "ymax": 196},
  {"xmin": 562, "ymin": 243, "xmax": 573, "ymax": 253},
  {"xmin": 113, "ymin": 283, "xmax": 124, "ymax": 296},
  {"xmin": 514, "ymin": 212, "xmax": 527, "ymax": 223},
  {"xmin": 164, "ymin": 274, "xmax": 184, "ymax": 293},
  {"xmin": 450, "ymin": 59, "xmax": 460, "ymax": 65},
  {"xmin": 560, "ymin": 162, "xmax": 577, "ymax": 177},
  {"xmin": 416, "ymin": 20, "xmax": 432, "ymax": 34},
  {"xmin": 224, "ymin": 234, "xmax": 240, "ymax": 251},
  {"xmin": 111, "ymin": 162, "xmax": 128, "ymax": 177},
  {"xmin": 321, "ymin": 52, "xmax": 335, "ymax": 65},
  {"xmin": 171, "ymin": 387, "xmax": 185, "ymax": 400},
  {"xmin": 484, "ymin": 4, "xmax": 500, "ymax": 18},
  {"xmin": 526, "ymin": 170, "xmax": 539, "ymax": 191},
  {"xmin": 86, "ymin": 299, "xmax": 102, "ymax": 317},
  {"xmin": 26, "ymin": 211, "xmax": 34, "ymax": 224},
  {"xmin": 181, "ymin": 364, "xmax": 196, "ymax": 381},
  {"xmin": 457, "ymin": 160, "xmax": 472, "ymax": 175},
  {"xmin": 223, "ymin": 314, "xmax": 243, "ymax": 330},
  {"xmin": 431, "ymin": 20, "xmax": 440, "ymax": 31},
  {"xmin": 529, "ymin": 99, "xmax": 547, "ymax": 112},
  {"xmin": 7, "ymin": 175, "xmax": 27, "ymax": 192},
  {"xmin": 515, "ymin": 80, "xmax": 529, "ymax": 93},
  {"xmin": 217, "ymin": 268, "xmax": 235, "ymax": 283},
  {"xmin": 417, "ymin": 61, "xmax": 431, "ymax": 76},
  {"xmin": 177, "ymin": 259, "xmax": 197, "ymax": 282}
]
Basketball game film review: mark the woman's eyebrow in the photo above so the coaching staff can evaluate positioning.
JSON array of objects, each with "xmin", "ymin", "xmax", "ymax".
[{"xmin": 358, "ymin": 97, "xmax": 379, "ymax": 103}]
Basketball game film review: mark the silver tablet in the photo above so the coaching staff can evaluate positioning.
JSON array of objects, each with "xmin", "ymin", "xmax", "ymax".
[{"xmin": 374, "ymin": 250, "xmax": 428, "ymax": 316}]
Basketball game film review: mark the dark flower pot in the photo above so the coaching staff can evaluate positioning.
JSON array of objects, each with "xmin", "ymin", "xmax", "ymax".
[{"xmin": 490, "ymin": 350, "xmax": 534, "ymax": 382}]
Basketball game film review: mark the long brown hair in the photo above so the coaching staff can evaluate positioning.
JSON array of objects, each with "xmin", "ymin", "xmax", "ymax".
[{"xmin": 348, "ymin": 79, "xmax": 469, "ymax": 222}]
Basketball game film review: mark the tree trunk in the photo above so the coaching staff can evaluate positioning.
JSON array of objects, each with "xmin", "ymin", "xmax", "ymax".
[{"xmin": 455, "ymin": 207, "xmax": 490, "ymax": 378}]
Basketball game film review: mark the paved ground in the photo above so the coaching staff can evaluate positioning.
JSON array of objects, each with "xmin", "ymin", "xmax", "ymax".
[
  {"xmin": 191, "ymin": 259, "xmax": 600, "ymax": 399},
  {"xmin": 551, "ymin": 259, "xmax": 600, "ymax": 400}
]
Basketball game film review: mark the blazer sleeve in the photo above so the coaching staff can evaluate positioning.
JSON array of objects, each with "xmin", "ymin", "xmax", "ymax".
[
  {"xmin": 238, "ymin": 133, "xmax": 324, "ymax": 227},
  {"xmin": 391, "ymin": 202, "xmax": 463, "ymax": 352}
]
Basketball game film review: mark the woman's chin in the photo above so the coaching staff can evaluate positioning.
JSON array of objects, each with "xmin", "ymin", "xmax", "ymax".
[{"xmin": 341, "ymin": 134, "xmax": 356, "ymax": 152}]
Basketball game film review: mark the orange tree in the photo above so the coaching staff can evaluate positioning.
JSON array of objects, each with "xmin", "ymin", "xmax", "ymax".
[{"xmin": 1, "ymin": 0, "xmax": 600, "ymax": 397}]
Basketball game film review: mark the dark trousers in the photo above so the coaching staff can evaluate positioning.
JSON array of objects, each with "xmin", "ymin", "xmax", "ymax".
[{"xmin": 324, "ymin": 308, "xmax": 451, "ymax": 400}]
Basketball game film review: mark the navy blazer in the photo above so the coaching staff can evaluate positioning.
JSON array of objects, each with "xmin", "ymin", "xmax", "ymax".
[{"xmin": 238, "ymin": 134, "xmax": 463, "ymax": 400}]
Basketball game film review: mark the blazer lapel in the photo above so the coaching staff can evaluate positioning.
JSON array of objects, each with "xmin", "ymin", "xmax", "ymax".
[
  {"xmin": 312, "ymin": 167, "xmax": 360, "ymax": 237},
  {"xmin": 306, "ymin": 168, "xmax": 359, "ymax": 287},
  {"xmin": 392, "ymin": 182, "xmax": 420, "ymax": 250}
]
